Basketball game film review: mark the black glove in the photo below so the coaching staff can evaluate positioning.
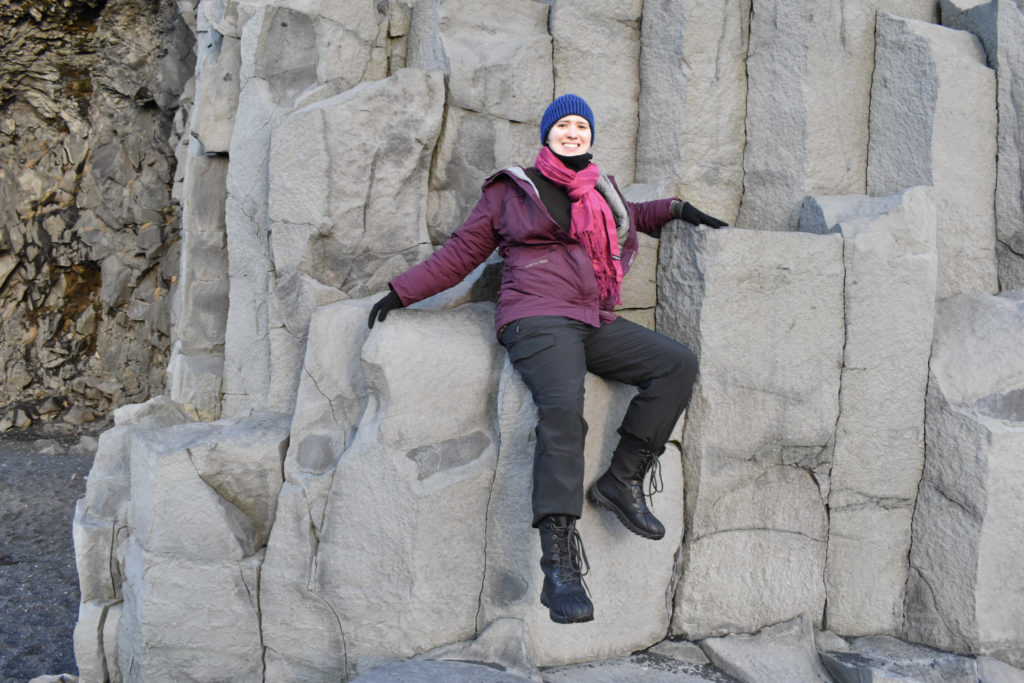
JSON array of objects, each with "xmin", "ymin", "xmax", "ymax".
[
  {"xmin": 368, "ymin": 290, "xmax": 403, "ymax": 329},
  {"xmin": 671, "ymin": 200, "xmax": 727, "ymax": 228}
]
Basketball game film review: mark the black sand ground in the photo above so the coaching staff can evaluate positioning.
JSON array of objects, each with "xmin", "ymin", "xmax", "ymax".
[{"xmin": 0, "ymin": 435, "xmax": 93, "ymax": 682}]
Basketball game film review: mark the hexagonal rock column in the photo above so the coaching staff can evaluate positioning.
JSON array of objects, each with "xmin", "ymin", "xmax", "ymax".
[
  {"xmin": 476, "ymin": 361, "xmax": 685, "ymax": 666},
  {"xmin": 550, "ymin": 0, "xmax": 643, "ymax": 183},
  {"xmin": 658, "ymin": 225, "xmax": 845, "ymax": 637},
  {"xmin": 940, "ymin": 0, "xmax": 1024, "ymax": 291},
  {"xmin": 72, "ymin": 395, "xmax": 289, "ymax": 682},
  {"xmin": 167, "ymin": 147, "xmax": 229, "ymax": 420},
  {"xmin": 260, "ymin": 302, "xmax": 505, "ymax": 679},
  {"xmin": 221, "ymin": 2, "xmax": 391, "ymax": 417},
  {"xmin": 868, "ymin": 12, "xmax": 998, "ymax": 300},
  {"xmin": 115, "ymin": 411, "xmax": 289, "ymax": 681},
  {"xmin": 72, "ymin": 397, "xmax": 195, "ymax": 683},
  {"xmin": 904, "ymin": 290, "xmax": 1024, "ymax": 667},
  {"xmin": 406, "ymin": 0, "xmax": 552, "ymax": 244},
  {"xmin": 799, "ymin": 187, "xmax": 938, "ymax": 636},
  {"xmin": 738, "ymin": 0, "xmax": 937, "ymax": 230},
  {"xmin": 636, "ymin": 0, "xmax": 750, "ymax": 225},
  {"xmin": 255, "ymin": 67, "xmax": 444, "ymax": 416}
]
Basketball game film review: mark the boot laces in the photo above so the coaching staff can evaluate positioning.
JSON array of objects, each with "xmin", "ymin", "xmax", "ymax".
[
  {"xmin": 633, "ymin": 451, "xmax": 663, "ymax": 507},
  {"xmin": 552, "ymin": 520, "xmax": 591, "ymax": 596}
]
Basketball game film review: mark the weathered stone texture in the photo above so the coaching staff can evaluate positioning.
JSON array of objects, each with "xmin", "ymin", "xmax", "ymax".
[
  {"xmin": 167, "ymin": 143, "xmax": 229, "ymax": 419},
  {"xmin": 738, "ymin": 0, "xmax": 937, "ymax": 230},
  {"xmin": 72, "ymin": 396, "xmax": 196, "ymax": 679},
  {"xmin": 61, "ymin": 0, "xmax": 1024, "ymax": 677},
  {"xmin": 191, "ymin": 16, "xmax": 241, "ymax": 153},
  {"xmin": 658, "ymin": 226, "xmax": 845, "ymax": 637},
  {"xmin": 868, "ymin": 13, "xmax": 998, "ymax": 299},
  {"xmin": 940, "ymin": 0, "xmax": 1024, "ymax": 291},
  {"xmin": 478, "ymin": 362, "xmax": 685, "ymax": 666},
  {"xmin": 821, "ymin": 635, "xmax": 981, "ymax": 682},
  {"xmin": 69, "ymin": 394, "xmax": 290, "ymax": 681},
  {"xmin": 0, "ymin": 0, "xmax": 194, "ymax": 431},
  {"xmin": 550, "ymin": 0, "xmax": 642, "ymax": 183},
  {"xmin": 701, "ymin": 615, "xmax": 833, "ymax": 682},
  {"xmin": 427, "ymin": 107, "xmax": 539, "ymax": 246},
  {"xmin": 221, "ymin": 2, "xmax": 395, "ymax": 417},
  {"xmin": 260, "ymin": 68, "xmax": 442, "ymax": 414},
  {"xmin": 429, "ymin": 0, "xmax": 552, "ymax": 124},
  {"xmin": 261, "ymin": 301, "xmax": 503, "ymax": 678},
  {"xmin": 637, "ymin": 0, "xmax": 750, "ymax": 224},
  {"xmin": 904, "ymin": 291, "xmax": 1024, "ymax": 667},
  {"xmin": 800, "ymin": 187, "xmax": 938, "ymax": 636}
]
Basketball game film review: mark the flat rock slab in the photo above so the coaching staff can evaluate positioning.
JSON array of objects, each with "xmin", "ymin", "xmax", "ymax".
[
  {"xmin": 821, "ymin": 635, "xmax": 980, "ymax": 682},
  {"xmin": 352, "ymin": 652, "xmax": 741, "ymax": 682},
  {"xmin": 543, "ymin": 652, "xmax": 740, "ymax": 682},
  {"xmin": 351, "ymin": 659, "xmax": 532, "ymax": 682}
]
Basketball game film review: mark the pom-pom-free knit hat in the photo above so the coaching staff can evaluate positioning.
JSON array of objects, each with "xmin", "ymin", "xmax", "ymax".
[{"xmin": 540, "ymin": 94, "xmax": 595, "ymax": 145}]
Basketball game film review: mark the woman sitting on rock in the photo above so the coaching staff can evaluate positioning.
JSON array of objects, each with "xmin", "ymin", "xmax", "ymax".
[{"xmin": 368, "ymin": 94, "xmax": 725, "ymax": 624}]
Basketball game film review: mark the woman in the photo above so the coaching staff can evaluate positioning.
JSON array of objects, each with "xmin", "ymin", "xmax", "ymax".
[{"xmin": 368, "ymin": 94, "xmax": 725, "ymax": 624}]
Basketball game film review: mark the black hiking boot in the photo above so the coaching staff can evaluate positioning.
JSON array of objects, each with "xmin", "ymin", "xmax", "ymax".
[
  {"xmin": 538, "ymin": 515, "xmax": 593, "ymax": 624},
  {"xmin": 588, "ymin": 446, "xmax": 665, "ymax": 540}
]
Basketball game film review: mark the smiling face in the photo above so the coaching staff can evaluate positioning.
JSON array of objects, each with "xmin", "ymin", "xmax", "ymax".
[{"xmin": 546, "ymin": 115, "xmax": 592, "ymax": 156}]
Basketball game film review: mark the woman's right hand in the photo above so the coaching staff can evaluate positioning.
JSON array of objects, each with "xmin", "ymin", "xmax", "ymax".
[{"xmin": 368, "ymin": 290, "xmax": 403, "ymax": 328}]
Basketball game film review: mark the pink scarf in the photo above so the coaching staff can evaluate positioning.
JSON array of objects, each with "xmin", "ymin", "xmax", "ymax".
[{"xmin": 534, "ymin": 146, "xmax": 623, "ymax": 306}]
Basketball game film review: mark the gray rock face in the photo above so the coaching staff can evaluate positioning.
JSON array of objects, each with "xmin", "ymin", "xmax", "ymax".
[
  {"xmin": 799, "ymin": 187, "xmax": 938, "ymax": 636},
  {"xmin": 410, "ymin": 0, "xmax": 551, "ymax": 244},
  {"xmin": 190, "ymin": 19, "xmax": 240, "ymax": 154},
  {"xmin": 478, "ymin": 362, "xmax": 684, "ymax": 666},
  {"xmin": 268, "ymin": 70, "xmax": 442, "ymax": 298},
  {"xmin": 904, "ymin": 290, "xmax": 1024, "ymax": 667},
  {"xmin": 426, "ymin": 0, "xmax": 552, "ymax": 124},
  {"xmin": 701, "ymin": 615, "xmax": 833, "ymax": 682},
  {"xmin": 259, "ymin": 68, "xmax": 443, "ymax": 412},
  {"xmin": 738, "ymin": 0, "xmax": 937, "ymax": 230},
  {"xmin": 261, "ymin": 301, "xmax": 504, "ymax": 678},
  {"xmin": 0, "ymin": 0, "xmax": 194, "ymax": 432},
  {"xmin": 59, "ymin": 0, "xmax": 1024, "ymax": 678},
  {"xmin": 636, "ymin": 0, "xmax": 750, "ymax": 224},
  {"xmin": 868, "ymin": 13, "xmax": 998, "ymax": 299},
  {"xmin": 939, "ymin": 0, "xmax": 1024, "ymax": 291},
  {"xmin": 72, "ymin": 396, "xmax": 196, "ymax": 680},
  {"xmin": 71, "ymin": 397, "xmax": 290, "ymax": 682},
  {"xmin": 659, "ymin": 226, "xmax": 845, "ymax": 637},
  {"xmin": 821, "ymin": 635, "xmax": 980, "ymax": 683},
  {"xmin": 167, "ymin": 144, "xmax": 229, "ymax": 419},
  {"xmin": 550, "ymin": 0, "xmax": 643, "ymax": 182},
  {"xmin": 219, "ymin": 2, "xmax": 407, "ymax": 417},
  {"xmin": 427, "ymin": 106, "xmax": 538, "ymax": 245}
]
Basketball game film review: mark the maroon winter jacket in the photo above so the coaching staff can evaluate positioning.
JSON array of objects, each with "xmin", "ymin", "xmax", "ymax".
[{"xmin": 390, "ymin": 166, "xmax": 675, "ymax": 337}]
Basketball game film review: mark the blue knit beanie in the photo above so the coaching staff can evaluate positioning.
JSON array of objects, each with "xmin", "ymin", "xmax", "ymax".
[{"xmin": 540, "ymin": 94, "xmax": 595, "ymax": 145}]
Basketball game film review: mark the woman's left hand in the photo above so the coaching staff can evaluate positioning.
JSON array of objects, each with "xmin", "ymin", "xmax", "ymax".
[{"xmin": 671, "ymin": 201, "xmax": 727, "ymax": 228}]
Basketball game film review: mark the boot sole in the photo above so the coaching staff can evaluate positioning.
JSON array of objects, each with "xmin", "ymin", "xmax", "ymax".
[
  {"xmin": 588, "ymin": 484, "xmax": 665, "ymax": 541},
  {"xmin": 540, "ymin": 595, "xmax": 594, "ymax": 624}
]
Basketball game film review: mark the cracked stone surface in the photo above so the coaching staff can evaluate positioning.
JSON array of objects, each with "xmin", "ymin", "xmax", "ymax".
[
  {"xmin": 904, "ymin": 290, "xmax": 1024, "ymax": 666},
  {"xmin": 737, "ymin": 0, "xmax": 937, "ymax": 230},
  {"xmin": 940, "ymin": 0, "xmax": 1024, "ymax": 291},
  {"xmin": 868, "ymin": 12, "xmax": 998, "ymax": 299},
  {"xmin": 799, "ymin": 186, "xmax": 938, "ymax": 636},
  {"xmin": 58, "ymin": 0, "xmax": 1024, "ymax": 679},
  {"xmin": 658, "ymin": 226, "xmax": 843, "ymax": 638},
  {"xmin": 261, "ymin": 301, "xmax": 503, "ymax": 679}
]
